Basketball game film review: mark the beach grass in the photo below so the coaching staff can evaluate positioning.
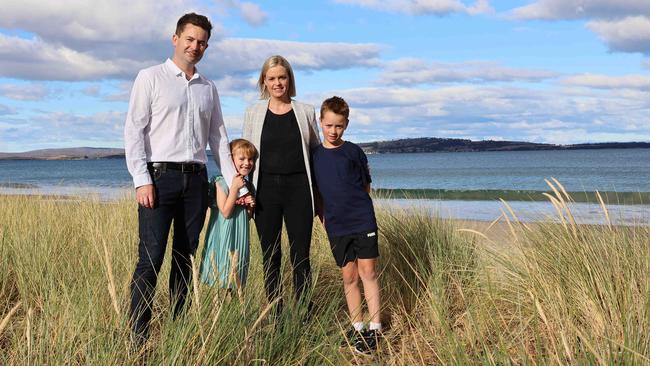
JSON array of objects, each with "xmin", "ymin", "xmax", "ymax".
[{"xmin": 1, "ymin": 187, "xmax": 648, "ymax": 365}]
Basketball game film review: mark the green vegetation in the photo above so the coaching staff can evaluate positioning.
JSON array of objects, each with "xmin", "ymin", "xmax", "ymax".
[
  {"xmin": 1, "ymin": 186, "xmax": 648, "ymax": 364},
  {"xmin": 373, "ymin": 188, "xmax": 650, "ymax": 204}
]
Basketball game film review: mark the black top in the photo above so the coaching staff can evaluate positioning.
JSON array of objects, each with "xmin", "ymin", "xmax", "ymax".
[
  {"xmin": 259, "ymin": 109, "xmax": 306, "ymax": 174},
  {"xmin": 311, "ymin": 141, "xmax": 377, "ymax": 236}
]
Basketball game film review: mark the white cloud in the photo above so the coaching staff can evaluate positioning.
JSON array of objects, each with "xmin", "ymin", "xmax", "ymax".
[
  {"xmin": 586, "ymin": 16, "xmax": 650, "ymax": 54},
  {"xmin": 0, "ymin": 104, "xmax": 15, "ymax": 115},
  {"xmin": 511, "ymin": 0, "xmax": 650, "ymax": 21},
  {"xmin": 237, "ymin": 2, "xmax": 268, "ymax": 26},
  {"xmin": 562, "ymin": 73, "xmax": 650, "ymax": 90},
  {"xmin": 0, "ymin": 1, "xmax": 195, "ymax": 42},
  {"xmin": 0, "ymin": 33, "xmax": 380, "ymax": 82},
  {"xmin": 644, "ymin": 59, "xmax": 650, "ymax": 69},
  {"xmin": 378, "ymin": 58, "xmax": 559, "ymax": 85},
  {"xmin": 0, "ymin": 83, "xmax": 50, "ymax": 101},
  {"xmin": 0, "ymin": 1, "xmax": 194, "ymax": 61},
  {"xmin": 306, "ymin": 84, "xmax": 650, "ymax": 144},
  {"xmin": 205, "ymin": 38, "xmax": 381, "ymax": 76},
  {"xmin": 334, "ymin": 0, "xmax": 492, "ymax": 16},
  {"xmin": 1, "ymin": 110, "xmax": 126, "ymax": 150},
  {"xmin": 81, "ymin": 85, "xmax": 101, "ymax": 97},
  {"xmin": 0, "ymin": 34, "xmax": 150, "ymax": 81},
  {"xmin": 511, "ymin": 1, "xmax": 650, "ymax": 55}
]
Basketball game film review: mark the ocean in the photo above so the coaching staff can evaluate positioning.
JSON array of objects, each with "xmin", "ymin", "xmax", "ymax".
[{"xmin": 2, "ymin": 148, "xmax": 649, "ymax": 224}]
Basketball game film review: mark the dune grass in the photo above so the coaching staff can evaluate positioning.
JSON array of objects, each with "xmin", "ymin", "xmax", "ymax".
[{"xmin": 0, "ymin": 184, "xmax": 648, "ymax": 365}]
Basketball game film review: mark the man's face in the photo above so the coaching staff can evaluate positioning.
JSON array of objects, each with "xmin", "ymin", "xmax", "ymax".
[{"xmin": 172, "ymin": 24, "xmax": 209, "ymax": 67}]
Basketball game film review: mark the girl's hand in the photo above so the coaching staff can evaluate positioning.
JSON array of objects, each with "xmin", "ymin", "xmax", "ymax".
[{"xmin": 231, "ymin": 174, "xmax": 246, "ymax": 191}]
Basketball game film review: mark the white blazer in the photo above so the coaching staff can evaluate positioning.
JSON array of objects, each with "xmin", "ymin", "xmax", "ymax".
[{"xmin": 242, "ymin": 99, "xmax": 321, "ymax": 216}]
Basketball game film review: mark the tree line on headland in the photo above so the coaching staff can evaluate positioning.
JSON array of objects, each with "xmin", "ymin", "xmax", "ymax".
[{"xmin": 357, "ymin": 137, "xmax": 650, "ymax": 154}]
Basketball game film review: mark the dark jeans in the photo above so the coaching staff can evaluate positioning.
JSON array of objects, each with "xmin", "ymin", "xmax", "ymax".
[
  {"xmin": 129, "ymin": 167, "xmax": 209, "ymax": 340},
  {"xmin": 255, "ymin": 172, "xmax": 313, "ymax": 303}
]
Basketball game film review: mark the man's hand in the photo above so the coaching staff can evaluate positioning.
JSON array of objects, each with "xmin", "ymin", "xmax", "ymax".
[{"xmin": 136, "ymin": 184, "xmax": 155, "ymax": 208}]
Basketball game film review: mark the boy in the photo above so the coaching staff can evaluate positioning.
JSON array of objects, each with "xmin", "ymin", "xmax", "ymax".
[{"xmin": 311, "ymin": 96, "xmax": 382, "ymax": 354}]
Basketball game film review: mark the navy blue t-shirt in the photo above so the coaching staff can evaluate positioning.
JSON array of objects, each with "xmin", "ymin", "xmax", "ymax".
[{"xmin": 311, "ymin": 141, "xmax": 377, "ymax": 237}]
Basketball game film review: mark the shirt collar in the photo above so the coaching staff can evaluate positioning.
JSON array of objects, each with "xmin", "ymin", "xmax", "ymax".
[{"xmin": 165, "ymin": 58, "xmax": 202, "ymax": 81}]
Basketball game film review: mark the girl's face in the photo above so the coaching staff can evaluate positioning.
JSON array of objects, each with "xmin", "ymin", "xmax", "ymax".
[{"xmin": 232, "ymin": 148, "xmax": 255, "ymax": 176}]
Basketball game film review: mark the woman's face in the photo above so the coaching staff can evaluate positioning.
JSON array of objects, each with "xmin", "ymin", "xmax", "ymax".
[{"xmin": 264, "ymin": 65, "xmax": 290, "ymax": 100}]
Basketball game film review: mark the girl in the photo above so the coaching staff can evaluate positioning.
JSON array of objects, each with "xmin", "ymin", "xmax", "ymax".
[{"xmin": 200, "ymin": 139, "xmax": 257, "ymax": 290}]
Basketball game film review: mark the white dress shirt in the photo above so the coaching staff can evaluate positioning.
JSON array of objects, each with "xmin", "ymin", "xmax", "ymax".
[{"xmin": 124, "ymin": 58, "xmax": 238, "ymax": 190}]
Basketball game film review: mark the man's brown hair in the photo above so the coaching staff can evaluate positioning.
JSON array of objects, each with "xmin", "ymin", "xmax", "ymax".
[
  {"xmin": 176, "ymin": 13, "xmax": 213, "ymax": 39},
  {"xmin": 320, "ymin": 96, "xmax": 349, "ymax": 122}
]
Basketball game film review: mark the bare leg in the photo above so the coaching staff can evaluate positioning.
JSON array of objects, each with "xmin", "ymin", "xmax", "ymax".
[
  {"xmin": 357, "ymin": 258, "xmax": 380, "ymax": 324},
  {"xmin": 341, "ymin": 261, "xmax": 363, "ymax": 323}
]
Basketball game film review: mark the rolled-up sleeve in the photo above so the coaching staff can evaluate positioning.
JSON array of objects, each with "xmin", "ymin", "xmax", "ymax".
[{"xmin": 124, "ymin": 71, "xmax": 153, "ymax": 188}]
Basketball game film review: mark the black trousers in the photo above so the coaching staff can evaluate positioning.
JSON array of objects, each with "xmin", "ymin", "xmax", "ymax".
[
  {"xmin": 129, "ymin": 167, "xmax": 209, "ymax": 340},
  {"xmin": 255, "ymin": 172, "xmax": 313, "ymax": 303}
]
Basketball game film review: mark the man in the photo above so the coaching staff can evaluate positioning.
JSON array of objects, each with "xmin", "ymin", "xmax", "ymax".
[{"xmin": 124, "ymin": 12, "xmax": 245, "ymax": 343}]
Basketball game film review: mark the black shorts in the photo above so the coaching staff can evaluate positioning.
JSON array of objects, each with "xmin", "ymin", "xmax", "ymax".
[{"xmin": 328, "ymin": 230, "xmax": 379, "ymax": 267}]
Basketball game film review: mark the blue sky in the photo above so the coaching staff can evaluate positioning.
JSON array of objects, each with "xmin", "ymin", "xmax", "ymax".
[{"xmin": 1, "ymin": 0, "xmax": 650, "ymax": 152}]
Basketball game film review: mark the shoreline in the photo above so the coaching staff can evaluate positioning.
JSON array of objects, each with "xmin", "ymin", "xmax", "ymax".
[
  {"xmin": 3, "ymin": 185, "xmax": 650, "ymax": 204},
  {"xmin": 2, "ymin": 191, "xmax": 648, "ymax": 226}
]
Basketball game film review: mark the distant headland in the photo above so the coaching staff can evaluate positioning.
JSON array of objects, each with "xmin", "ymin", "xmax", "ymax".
[{"xmin": 2, "ymin": 138, "xmax": 650, "ymax": 160}]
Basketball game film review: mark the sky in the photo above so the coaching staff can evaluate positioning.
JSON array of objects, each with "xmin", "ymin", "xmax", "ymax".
[{"xmin": 1, "ymin": 0, "xmax": 650, "ymax": 152}]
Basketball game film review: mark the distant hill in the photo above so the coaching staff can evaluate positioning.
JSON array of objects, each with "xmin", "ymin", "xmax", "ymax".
[
  {"xmin": 0, "ymin": 147, "xmax": 125, "ymax": 160},
  {"xmin": 357, "ymin": 138, "xmax": 650, "ymax": 154},
  {"xmin": 2, "ymin": 139, "xmax": 650, "ymax": 160}
]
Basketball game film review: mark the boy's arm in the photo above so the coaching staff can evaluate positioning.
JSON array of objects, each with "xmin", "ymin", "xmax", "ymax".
[{"xmin": 365, "ymin": 183, "xmax": 371, "ymax": 194}]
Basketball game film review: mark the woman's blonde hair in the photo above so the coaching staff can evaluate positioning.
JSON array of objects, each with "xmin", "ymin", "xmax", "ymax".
[
  {"xmin": 257, "ymin": 55, "xmax": 296, "ymax": 99},
  {"xmin": 230, "ymin": 138, "xmax": 258, "ymax": 160}
]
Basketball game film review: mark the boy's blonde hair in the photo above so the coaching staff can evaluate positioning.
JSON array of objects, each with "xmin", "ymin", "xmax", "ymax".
[
  {"xmin": 257, "ymin": 55, "xmax": 297, "ymax": 99},
  {"xmin": 230, "ymin": 138, "xmax": 258, "ymax": 160}
]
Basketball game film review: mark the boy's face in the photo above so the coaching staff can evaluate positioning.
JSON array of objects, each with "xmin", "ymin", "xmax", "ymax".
[
  {"xmin": 232, "ymin": 148, "xmax": 254, "ymax": 176},
  {"xmin": 320, "ymin": 110, "xmax": 347, "ymax": 148}
]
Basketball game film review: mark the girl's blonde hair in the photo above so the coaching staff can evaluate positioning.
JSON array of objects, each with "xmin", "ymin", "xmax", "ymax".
[
  {"xmin": 257, "ymin": 55, "xmax": 297, "ymax": 99},
  {"xmin": 230, "ymin": 138, "xmax": 258, "ymax": 160}
]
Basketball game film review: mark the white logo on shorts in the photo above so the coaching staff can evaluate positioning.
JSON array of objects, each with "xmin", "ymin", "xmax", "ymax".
[{"xmin": 367, "ymin": 232, "xmax": 376, "ymax": 237}]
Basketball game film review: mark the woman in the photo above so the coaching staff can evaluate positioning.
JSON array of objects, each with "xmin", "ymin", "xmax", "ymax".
[{"xmin": 242, "ymin": 55, "xmax": 320, "ymax": 307}]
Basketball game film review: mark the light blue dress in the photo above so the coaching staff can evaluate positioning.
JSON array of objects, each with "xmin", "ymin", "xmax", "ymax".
[{"xmin": 200, "ymin": 175, "xmax": 250, "ymax": 288}]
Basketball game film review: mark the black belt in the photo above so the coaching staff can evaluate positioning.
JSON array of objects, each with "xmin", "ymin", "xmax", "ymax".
[{"xmin": 148, "ymin": 162, "xmax": 205, "ymax": 173}]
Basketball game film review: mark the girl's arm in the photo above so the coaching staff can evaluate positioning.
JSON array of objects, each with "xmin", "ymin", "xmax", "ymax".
[{"xmin": 215, "ymin": 180, "xmax": 240, "ymax": 219}]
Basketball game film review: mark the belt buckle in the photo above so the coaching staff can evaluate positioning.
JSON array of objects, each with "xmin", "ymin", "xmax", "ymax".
[{"xmin": 182, "ymin": 163, "xmax": 200, "ymax": 173}]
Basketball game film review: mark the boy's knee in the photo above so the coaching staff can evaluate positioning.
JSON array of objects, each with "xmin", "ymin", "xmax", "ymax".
[
  {"xmin": 358, "ymin": 266, "xmax": 377, "ymax": 282},
  {"xmin": 342, "ymin": 270, "xmax": 359, "ymax": 287}
]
